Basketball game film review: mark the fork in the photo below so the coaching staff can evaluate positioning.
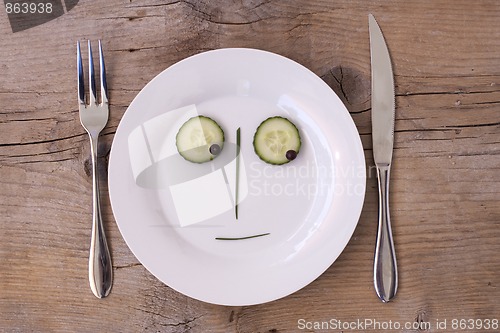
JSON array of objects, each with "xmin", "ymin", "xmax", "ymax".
[{"xmin": 77, "ymin": 40, "xmax": 113, "ymax": 298}]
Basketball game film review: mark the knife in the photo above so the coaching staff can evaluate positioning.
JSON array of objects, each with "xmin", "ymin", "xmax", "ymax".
[{"xmin": 369, "ymin": 13, "xmax": 398, "ymax": 303}]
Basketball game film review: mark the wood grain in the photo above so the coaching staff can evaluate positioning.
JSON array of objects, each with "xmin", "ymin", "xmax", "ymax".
[{"xmin": 1, "ymin": 0, "xmax": 499, "ymax": 332}]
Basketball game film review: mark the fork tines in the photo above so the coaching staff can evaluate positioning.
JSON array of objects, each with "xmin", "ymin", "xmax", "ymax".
[{"xmin": 77, "ymin": 40, "xmax": 108, "ymax": 107}]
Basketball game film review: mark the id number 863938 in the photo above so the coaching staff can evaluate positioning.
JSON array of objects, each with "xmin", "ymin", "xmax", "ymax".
[{"xmin": 5, "ymin": 2, "xmax": 53, "ymax": 14}]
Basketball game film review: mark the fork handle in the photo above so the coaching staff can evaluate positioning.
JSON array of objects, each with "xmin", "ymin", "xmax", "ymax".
[
  {"xmin": 88, "ymin": 135, "xmax": 113, "ymax": 298},
  {"xmin": 373, "ymin": 164, "xmax": 398, "ymax": 302}
]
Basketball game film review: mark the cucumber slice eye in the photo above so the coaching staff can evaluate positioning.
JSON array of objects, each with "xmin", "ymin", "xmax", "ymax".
[
  {"xmin": 253, "ymin": 116, "xmax": 301, "ymax": 165},
  {"xmin": 176, "ymin": 116, "xmax": 225, "ymax": 163},
  {"xmin": 177, "ymin": 115, "xmax": 300, "ymax": 165}
]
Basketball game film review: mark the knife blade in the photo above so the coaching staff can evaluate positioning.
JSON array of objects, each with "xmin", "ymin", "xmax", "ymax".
[{"xmin": 369, "ymin": 13, "xmax": 398, "ymax": 303}]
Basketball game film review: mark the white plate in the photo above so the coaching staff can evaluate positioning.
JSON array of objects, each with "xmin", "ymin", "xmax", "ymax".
[{"xmin": 109, "ymin": 48, "xmax": 366, "ymax": 306}]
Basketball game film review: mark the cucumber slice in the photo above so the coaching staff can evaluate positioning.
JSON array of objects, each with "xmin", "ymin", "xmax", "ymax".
[
  {"xmin": 253, "ymin": 116, "xmax": 301, "ymax": 165},
  {"xmin": 176, "ymin": 116, "xmax": 225, "ymax": 163}
]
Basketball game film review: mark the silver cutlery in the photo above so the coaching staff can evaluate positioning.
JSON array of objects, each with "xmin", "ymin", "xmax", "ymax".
[
  {"xmin": 77, "ymin": 40, "xmax": 113, "ymax": 298},
  {"xmin": 369, "ymin": 14, "xmax": 398, "ymax": 302}
]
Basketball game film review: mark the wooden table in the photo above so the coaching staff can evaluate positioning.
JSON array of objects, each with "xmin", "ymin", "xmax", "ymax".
[{"xmin": 1, "ymin": 1, "xmax": 499, "ymax": 332}]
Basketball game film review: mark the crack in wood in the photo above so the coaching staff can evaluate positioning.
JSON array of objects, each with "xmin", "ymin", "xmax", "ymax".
[
  {"xmin": 183, "ymin": 1, "xmax": 215, "ymax": 21},
  {"xmin": 16, "ymin": 157, "xmax": 76, "ymax": 164},
  {"xmin": 114, "ymin": 262, "xmax": 142, "ymax": 270},
  {"xmin": 456, "ymin": 151, "xmax": 500, "ymax": 157},
  {"xmin": 206, "ymin": 18, "xmax": 264, "ymax": 26},
  {"xmin": 331, "ymin": 67, "xmax": 350, "ymax": 104},
  {"xmin": 397, "ymin": 89, "xmax": 500, "ymax": 97},
  {"xmin": 473, "ymin": 100, "xmax": 500, "ymax": 106},
  {"xmin": 132, "ymin": 305, "xmax": 203, "ymax": 331},
  {"xmin": 95, "ymin": 14, "xmax": 165, "ymax": 21},
  {"xmin": 1, "ymin": 146, "xmax": 79, "ymax": 159},
  {"xmin": 0, "ymin": 117, "xmax": 58, "ymax": 124},
  {"xmin": 126, "ymin": 1, "xmax": 176, "ymax": 9},
  {"xmin": 0, "ymin": 90, "xmax": 45, "ymax": 95},
  {"xmin": 157, "ymin": 315, "xmax": 203, "ymax": 328},
  {"xmin": 397, "ymin": 73, "xmax": 500, "ymax": 79},
  {"xmin": 0, "ymin": 140, "xmax": 87, "ymax": 165},
  {"xmin": 349, "ymin": 107, "xmax": 370, "ymax": 114},
  {"xmin": 392, "ymin": 122, "xmax": 500, "ymax": 134},
  {"xmin": 131, "ymin": 306, "xmax": 175, "ymax": 321},
  {"xmin": 446, "ymin": 121, "xmax": 500, "ymax": 129},
  {"xmin": 247, "ymin": 0, "xmax": 272, "ymax": 12},
  {"xmin": 285, "ymin": 22, "xmax": 312, "ymax": 34},
  {"xmin": 110, "ymin": 45, "xmax": 169, "ymax": 53}
]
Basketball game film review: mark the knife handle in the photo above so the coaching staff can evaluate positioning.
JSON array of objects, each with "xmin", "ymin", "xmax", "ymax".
[{"xmin": 374, "ymin": 164, "xmax": 398, "ymax": 302}]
